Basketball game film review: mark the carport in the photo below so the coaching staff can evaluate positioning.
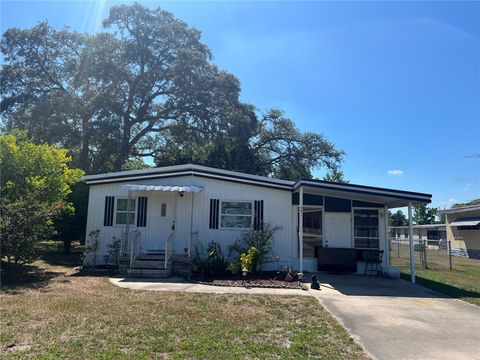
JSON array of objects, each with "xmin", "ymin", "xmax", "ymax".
[{"xmin": 293, "ymin": 179, "xmax": 432, "ymax": 283}]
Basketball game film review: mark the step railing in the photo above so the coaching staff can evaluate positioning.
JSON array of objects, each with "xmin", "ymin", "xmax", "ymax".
[
  {"xmin": 164, "ymin": 231, "xmax": 174, "ymax": 270},
  {"xmin": 125, "ymin": 231, "xmax": 140, "ymax": 269}
]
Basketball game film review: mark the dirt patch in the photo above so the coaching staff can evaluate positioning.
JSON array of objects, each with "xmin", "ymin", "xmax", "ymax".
[{"xmin": 4, "ymin": 343, "xmax": 31, "ymax": 352}]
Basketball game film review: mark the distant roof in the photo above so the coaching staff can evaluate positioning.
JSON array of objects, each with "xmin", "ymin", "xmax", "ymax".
[
  {"xmin": 440, "ymin": 205, "xmax": 480, "ymax": 214},
  {"xmin": 82, "ymin": 163, "xmax": 432, "ymax": 206},
  {"xmin": 450, "ymin": 217, "xmax": 480, "ymax": 227}
]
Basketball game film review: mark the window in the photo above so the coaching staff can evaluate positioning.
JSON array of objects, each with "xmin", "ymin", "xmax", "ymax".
[
  {"xmin": 115, "ymin": 198, "xmax": 136, "ymax": 225},
  {"xmin": 302, "ymin": 208, "xmax": 323, "ymax": 257},
  {"xmin": 161, "ymin": 203, "xmax": 167, "ymax": 217},
  {"xmin": 303, "ymin": 209, "xmax": 323, "ymax": 236},
  {"xmin": 220, "ymin": 201, "xmax": 253, "ymax": 229},
  {"xmin": 354, "ymin": 209, "xmax": 379, "ymax": 249}
]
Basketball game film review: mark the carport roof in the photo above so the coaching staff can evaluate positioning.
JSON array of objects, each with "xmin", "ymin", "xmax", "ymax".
[{"xmin": 294, "ymin": 179, "xmax": 432, "ymax": 208}]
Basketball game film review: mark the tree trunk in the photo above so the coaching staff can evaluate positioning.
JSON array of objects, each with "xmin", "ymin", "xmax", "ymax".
[
  {"xmin": 113, "ymin": 120, "xmax": 131, "ymax": 172},
  {"xmin": 63, "ymin": 238, "xmax": 72, "ymax": 254},
  {"xmin": 79, "ymin": 116, "xmax": 91, "ymax": 171}
]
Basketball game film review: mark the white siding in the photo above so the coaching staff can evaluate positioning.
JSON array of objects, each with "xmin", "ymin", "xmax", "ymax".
[
  {"xmin": 84, "ymin": 175, "xmax": 296, "ymax": 269},
  {"xmin": 84, "ymin": 176, "xmax": 391, "ymax": 272}
]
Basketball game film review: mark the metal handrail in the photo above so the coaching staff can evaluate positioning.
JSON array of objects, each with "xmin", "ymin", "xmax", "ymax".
[
  {"xmin": 129, "ymin": 231, "xmax": 141, "ymax": 269},
  {"xmin": 164, "ymin": 231, "xmax": 174, "ymax": 270}
]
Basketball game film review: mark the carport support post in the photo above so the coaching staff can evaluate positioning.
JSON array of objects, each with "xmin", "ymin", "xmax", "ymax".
[
  {"xmin": 299, "ymin": 186, "xmax": 304, "ymax": 273},
  {"xmin": 408, "ymin": 202, "xmax": 415, "ymax": 284},
  {"xmin": 385, "ymin": 205, "xmax": 390, "ymax": 267}
]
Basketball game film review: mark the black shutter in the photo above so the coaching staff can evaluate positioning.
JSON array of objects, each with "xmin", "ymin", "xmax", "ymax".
[
  {"xmin": 209, "ymin": 199, "xmax": 220, "ymax": 229},
  {"xmin": 104, "ymin": 196, "xmax": 115, "ymax": 226},
  {"xmin": 254, "ymin": 200, "xmax": 264, "ymax": 231},
  {"xmin": 137, "ymin": 197, "xmax": 148, "ymax": 227}
]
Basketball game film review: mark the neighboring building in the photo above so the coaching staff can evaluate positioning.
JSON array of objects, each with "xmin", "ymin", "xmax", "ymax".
[
  {"xmin": 389, "ymin": 224, "xmax": 446, "ymax": 245},
  {"xmin": 441, "ymin": 205, "xmax": 480, "ymax": 259},
  {"xmin": 82, "ymin": 164, "xmax": 432, "ymax": 276}
]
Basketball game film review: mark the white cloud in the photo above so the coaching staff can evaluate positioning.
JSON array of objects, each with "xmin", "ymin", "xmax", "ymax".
[
  {"xmin": 388, "ymin": 170, "xmax": 403, "ymax": 176},
  {"xmin": 449, "ymin": 198, "xmax": 458, "ymax": 203}
]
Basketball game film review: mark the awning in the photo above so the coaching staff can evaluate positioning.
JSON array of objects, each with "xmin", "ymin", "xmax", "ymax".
[
  {"xmin": 122, "ymin": 184, "xmax": 203, "ymax": 192},
  {"xmin": 450, "ymin": 217, "xmax": 480, "ymax": 227}
]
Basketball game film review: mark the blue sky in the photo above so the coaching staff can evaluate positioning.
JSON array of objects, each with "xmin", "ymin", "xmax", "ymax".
[{"xmin": 1, "ymin": 1, "xmax": 479, "ymax": 209}]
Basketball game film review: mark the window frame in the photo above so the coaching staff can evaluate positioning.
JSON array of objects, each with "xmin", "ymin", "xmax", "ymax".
[
  {"xmin": 114, "ymin": 197, "xmax": 137, "ymax": 227},
  {"xmin": 302, "ymin": 206, "xmax": 324, "ymax": 238},
  {"xmin": 352, "ymin": 207, "xmax": 380, "ymax": 249},
  {"xmin": 219, "ymin": 200, "xmax": 254, "ymax": 230}
]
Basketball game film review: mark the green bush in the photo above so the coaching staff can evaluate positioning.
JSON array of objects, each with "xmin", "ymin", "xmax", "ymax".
[
  {"xmin": 240, "ymin": 247, "xmax": 258, "ymax": 273},
  {"xmin": 0, "ymin": 133, "xmax": 84, "ymax": 266},
  {"xmin": 228, "ymin": 223, "xmax": 280, "ymax": 273},
  {"xmin": 193, "ymin": 241, "xmax": 228, "ymax": 277}
]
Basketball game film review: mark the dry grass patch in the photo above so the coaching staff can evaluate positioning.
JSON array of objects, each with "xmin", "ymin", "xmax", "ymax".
[{"xmin": 1, "ymin": 246, "xmax": 369, "ymax": 359}]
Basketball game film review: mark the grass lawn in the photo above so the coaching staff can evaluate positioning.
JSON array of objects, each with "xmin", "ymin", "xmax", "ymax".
[
  {"xmin": 1, "ymin": 242, "xmax": 368, "ymax": 359},
  {"xmin": 390, "ymin": 245, "xmax": 480, "ymax": 306}
]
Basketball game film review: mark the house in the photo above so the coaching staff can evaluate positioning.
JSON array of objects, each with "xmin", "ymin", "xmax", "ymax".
[
  {"xmin": 82, "ymin": 164, "xmax": 432, "ymax": 277},
  {"xmin": 389, "ymin": 224, "xmax": 446, "ymax": 246},
  {"xmin": 440, "ymin": 205, "xmax": 480, "ymax": 259}
]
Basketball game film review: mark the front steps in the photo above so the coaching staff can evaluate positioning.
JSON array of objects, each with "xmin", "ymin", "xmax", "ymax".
[{"xmin": 120, "ymin": 253, "xmax": 192, "ymax": 278}]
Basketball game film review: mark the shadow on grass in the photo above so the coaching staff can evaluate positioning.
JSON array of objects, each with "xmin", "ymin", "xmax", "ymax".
[
  {"xmin": 400, "ymin": 273, "xmax": 480, "ymax": 300},
  {"xmin": 0, "ymin": 262, "xmax": 62, "ymax": 293},
  {"xmin": 71, "ymin": 267, "xmax": 119, "ymax": 277},
  {"xmin": 35, "ymin": 241, "xmax": 84, "ymax": 268},
  {"xmin": 38, "ymin": 251, "xmax": 83, "ymax": 268}
]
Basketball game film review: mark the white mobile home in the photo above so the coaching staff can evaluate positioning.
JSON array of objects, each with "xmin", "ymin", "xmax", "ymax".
[{"xmin": 82, "ymin": 164, "xmax": 432, "ymax": 276}]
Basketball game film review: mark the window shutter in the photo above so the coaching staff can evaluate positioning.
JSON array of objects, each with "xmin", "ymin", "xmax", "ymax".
[
  {"xmin": 209, "ymin": 199, "xmax": 219, "ymax": 229},
  {"xmin": 137, "ymin": 197, "xmax": 148, "ymax": 227},
  {"xmin": 254, "ymin": 200, "xmax": 264, "ymax": 231},
  {"xmin": 103, "ymin": 196, "xmax": 115, "ymax": 226}
]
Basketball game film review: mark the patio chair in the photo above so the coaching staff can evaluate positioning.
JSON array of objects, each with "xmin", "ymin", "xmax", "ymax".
[{"xmin": 363, "ymin": 250, "xmax": 384, "ymax": 276}]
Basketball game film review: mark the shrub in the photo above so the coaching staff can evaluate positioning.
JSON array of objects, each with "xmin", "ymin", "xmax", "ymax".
[
  {"xmin": 0, "ymin": 133, "xmax": 83, "ymax": 266},
  {"xmin": 0, "ymin": 197, "xmax": 55, "ymax": 265},
  {"xmin": 84, "ymin": 230, "xmax": 100, "ymax": 265},
  {"xmin": 107, "ymin": 236, "xmax": 121, "ymax": 262},
  {"xmin": 228, "ymin": 223, "xmax": 280, "ymax": 273},
  {"xmin": 240, "ymin": 247, "xmax": 258, "ymax": 273},
  {"xmin": 193, "ymin": 241, "xmax": 228, "ymax": 277}
]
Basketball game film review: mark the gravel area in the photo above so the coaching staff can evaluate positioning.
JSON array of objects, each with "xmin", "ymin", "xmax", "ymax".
[{"xmin": 194, "ymin": 278, "xmax": 307, "ymax": 289}]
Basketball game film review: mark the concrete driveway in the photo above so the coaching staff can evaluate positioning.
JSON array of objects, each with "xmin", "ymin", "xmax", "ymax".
[{"xmin": 310, "ymin": 274, "xmax": 480, "ymax": 360}]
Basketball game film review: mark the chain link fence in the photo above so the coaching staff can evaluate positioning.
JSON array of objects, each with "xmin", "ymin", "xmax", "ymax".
[{"xmin": 389, "ymin": 237, "xmax": 452, "ymax": 271}]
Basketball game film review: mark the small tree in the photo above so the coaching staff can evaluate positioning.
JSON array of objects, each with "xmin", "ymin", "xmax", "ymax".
[
  {"xmin": 413, "ymin": 205, "xmax": 438, "ymax": 225},
  {"xmin": 0, "ymin": 133, "xmax": 84, "ymax": 267},
  {"xmin": 388, "ymin": 210, "xmax": 408, "ymax": 226},
  {"xmin": 229, "ymin": 223, "xmax": 280, "ymax": 273},
  {"xmin": 323, "ymin": 168, "xmax": 349, "ymax": 183}
]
